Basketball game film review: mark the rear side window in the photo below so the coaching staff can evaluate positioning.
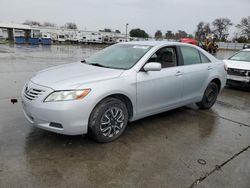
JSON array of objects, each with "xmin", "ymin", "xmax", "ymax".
[
  {"xmin": 200, "ymin": 52, "xmax": 211, "ymax": 63},
  {"xmin": 180, "ymin": 46, "xmax": 201, "ymax": 65}
]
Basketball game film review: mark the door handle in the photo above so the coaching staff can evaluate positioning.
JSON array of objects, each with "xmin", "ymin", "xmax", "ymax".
[
  {"xmin": 175, "ymin": 71, "xmax": 183, "ymax": 76},
  {"xmin": 208, "ymin": 66, "xmax": 213, "ymax": 70}
]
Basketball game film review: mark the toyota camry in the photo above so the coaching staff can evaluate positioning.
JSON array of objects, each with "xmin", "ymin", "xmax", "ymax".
[{"xmin": 22, "ymin": 41, "xmax": 227, "ymax": 142}]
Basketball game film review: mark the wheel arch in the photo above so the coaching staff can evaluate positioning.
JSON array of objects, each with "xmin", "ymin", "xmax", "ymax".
[
  {"xmin": 210, "ymin": 78, "xmax": 221, "ymax": 92},
  {"xmin": 107, "ymin": 94, "xmax": 134, "ymax": 120},
  {"xmin": 91, "ymin": 93, "xmax": 134, "ymax": 121}
]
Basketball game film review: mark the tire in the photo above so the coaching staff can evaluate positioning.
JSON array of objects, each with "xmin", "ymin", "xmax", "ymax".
[
  {"xmin": 88, "ymin": 97, "xmax": 128, "ymax": 143},
  {"xmin": 196, "ymin": 82, "xmax": 219, "ymax": 109}
]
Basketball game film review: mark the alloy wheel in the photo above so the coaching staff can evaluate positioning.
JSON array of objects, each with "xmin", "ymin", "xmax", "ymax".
[
  {"xmin": 205, "ymin": 85, "xmax": 217, "ymax": 104},
  {"xmin": 100, "ymin": 107, "xmax": 125, "ymax": 138}
]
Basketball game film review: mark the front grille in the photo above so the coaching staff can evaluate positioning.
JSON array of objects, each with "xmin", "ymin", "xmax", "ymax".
[
  {"xmin": 227, "ymin": 68, "xmax": 249, "ymax": 77},
  {"xmin": 24, "ymin": 88, "xmax": 45, "ymax": 101}
]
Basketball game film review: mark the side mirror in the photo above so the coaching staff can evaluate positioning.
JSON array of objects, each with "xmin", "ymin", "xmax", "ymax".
[{"xmin": 143, "ymin": 62, "xmax": 162, "ymax": 72}]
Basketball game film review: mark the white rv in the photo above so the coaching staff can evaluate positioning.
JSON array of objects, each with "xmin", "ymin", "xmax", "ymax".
[
  {"xmin": 115, "ymin": 38, "xmax": 126, "ymax": 43},
  {"xmin": 64, "ymin": 31, "xmax": 78, "ymax": 43},
  {"xmin": 57, "ymin": 32, "xmax": 66, "ymax": 42},
  {"xmin": 0, "ymin": 29, "xmax": 5, "ymax": 43},
  {"xmin": 89, "ymin": 32, "xmax": 102, "ymax": 43},
  {"xmin": 41, "ymin": 32, "xmax": 51, "ymax": 39},
  {"xmin": 0, "ymin": 29, "xmax": 3, "ymax": 38},
  {"xmin": 78, "ymin": 32, "xmax": 90, "ymax": 43}
]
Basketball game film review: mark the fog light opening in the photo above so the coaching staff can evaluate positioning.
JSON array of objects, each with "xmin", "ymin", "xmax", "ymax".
[{"xmin": 49, "ymin": 122, "xmax": 63, "ymax": 129}]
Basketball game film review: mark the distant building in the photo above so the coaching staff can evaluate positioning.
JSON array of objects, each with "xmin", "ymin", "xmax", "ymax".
[
  {"xmin": 0, "ymin": 22, "xmax": 128, "ymax": 44},
  {"xmin": 0, "ymin": 22, "xmax": 31, "ymax": 41}
]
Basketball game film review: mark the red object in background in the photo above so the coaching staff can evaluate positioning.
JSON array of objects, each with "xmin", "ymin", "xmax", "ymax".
[{"xmin": 180, "ymin": 38, "xmax": 198, "ymax": 45}]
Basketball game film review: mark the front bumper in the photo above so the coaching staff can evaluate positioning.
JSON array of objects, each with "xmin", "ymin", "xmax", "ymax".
[
  {"xmin": 227, "ymin": 74, "xmax": 250, "ymax": 83},
  {"xmin": 226, "ymin": 79, "xmax": 250, "ymax": 88},
  {"xmin": 226, "ymin": 74, "xmax": 250, "ymax": 88},
  {"xmin": 21, "ymin": 81, "xmax": 94, "ymax": 135}
]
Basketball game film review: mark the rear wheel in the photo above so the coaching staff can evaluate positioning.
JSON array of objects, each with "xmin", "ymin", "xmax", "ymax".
[
  {"xmin": 88, "ymin": 97, "xmax": 128, "ymax": 143},
  {"xmin": 197, "ymin": 82, "xmax": 218, "ymax": 109}
]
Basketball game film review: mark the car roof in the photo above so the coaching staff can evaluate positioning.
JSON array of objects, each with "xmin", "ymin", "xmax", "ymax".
[
  {"xmin": 120, "ymin": 40, "xmax": 193, "ymax": 47},
  {"xmin": 121, "ymin": 40, "xmax": 218, "ymax": 62}
]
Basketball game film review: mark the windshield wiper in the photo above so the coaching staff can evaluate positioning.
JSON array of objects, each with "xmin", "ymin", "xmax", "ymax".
[
  {"xmin": 89, "ymin": 63, "xmax": 107, "ymax": 68},
  {"xmin": 81, "ymin": 60, "xmax": 108, "ymax": 68}
]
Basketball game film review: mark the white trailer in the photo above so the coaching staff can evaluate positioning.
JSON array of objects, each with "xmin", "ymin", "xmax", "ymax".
[
  {"xmin": 58, "ymin": 33, "xmax": 66, "ymax": 42},
  {"xmin": 78, "ymin": 32, "xmax": 102, "ymax": 44},
  {"xmin": 41, "ymin": 32, "xmax": 51, "ymax": 39},
  {"xmin": 0, "ymin": 29, "xmax": 5, "ymax": 43},
  {"xmin": 64, "ymin": 30, "xmax": 78, "ymax": 43},
  {"xmin": 89, "ymin": 32, "xmax": 103, "ymax": 43},
  {"xmin": 78, "ymin": 32, "xmax": 91, "ymax": 43},
  {"xmin": 115, "ymin": 38, "xmax": 126, "ymax": 43},
  {"xmin": 0, "ymin": 29, "xmax": 3, "ymax": 38}
]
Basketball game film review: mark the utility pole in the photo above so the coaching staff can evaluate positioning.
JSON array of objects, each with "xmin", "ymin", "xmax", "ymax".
[{"xmin": 126, "ymin": 23, "xmax": 129, "ymax": 42}]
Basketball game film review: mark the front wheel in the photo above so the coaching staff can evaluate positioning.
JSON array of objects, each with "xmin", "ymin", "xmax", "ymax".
[
  {"xmin": 196, "ymin": 82, "xmax": 219, "ymax": 109},
  {"xmin": 88, "ymin": 97, "xmax": 128, "ymax": 143}
]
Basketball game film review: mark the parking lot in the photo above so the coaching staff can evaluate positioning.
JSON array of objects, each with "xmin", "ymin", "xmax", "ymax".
[{"xmin": 0, "ymin": 44, "xmax": 249, "ymax": 188}]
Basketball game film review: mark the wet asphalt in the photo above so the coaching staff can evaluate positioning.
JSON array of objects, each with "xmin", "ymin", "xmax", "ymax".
[{"xmin": 0, "ymin": 44, "xmax": 249, "ymax": 188}]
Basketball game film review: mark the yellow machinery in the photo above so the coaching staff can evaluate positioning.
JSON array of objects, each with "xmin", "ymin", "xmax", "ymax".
[{"xmin": 204, "ymin": 34, "xmax": 218, "ymax": 54}]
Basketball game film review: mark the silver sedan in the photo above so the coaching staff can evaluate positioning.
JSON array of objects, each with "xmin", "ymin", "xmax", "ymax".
[{"xmin": 21, "ymin": 41, "xmax": 227, "ymax": 142}]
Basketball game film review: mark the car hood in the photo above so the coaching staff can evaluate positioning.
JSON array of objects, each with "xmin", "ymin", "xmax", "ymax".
[
  {"xmin": 31, "ymin": 62, "xmax": 124, "ymax": 90},
  {"xmin": 224, "ymin": 60, "xmax": 250, "ymax": 70}
]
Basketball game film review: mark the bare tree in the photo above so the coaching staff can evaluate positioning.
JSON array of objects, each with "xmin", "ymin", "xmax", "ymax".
[
  {"xmin": 165, "ymin": 30, "xmax": 174, "ymax": 40},
  {"xmin": 195, "ymin": 22, "xmax": 205, "ymax": 40},
  {"xmin": 204, "ymin": 23, "xmax": 211, "ymax": 36},
  {"xmin": 212, "ymin": 18, "xmax": 233, "ymax": 41},
  {"xmin": 43, "ymin": 22, "xmax": 56, "ymax": 27},
  {"xmin": 65, "ymin": 22, "xmax": 77, "ymax": 29},
  {"xmin": 175, "ymin": 30, "xmax": 188, "ymax": 40},
  {"xmin": 155, "ymin": 30, "xmax": 163, "ymax": 39},
  {"xmin": 195, "ymin": 22, "xmax": 211, "ymax": 41},
  {"xmin": 99, "ymin": 28, "xmax": 112, "ymax": 32},
  {"xmin": 104, "ymin": 28, "xmax": 112, "ymax": 32},
  {"xmin": 23, "ymin": 20, "xmax": 41, "ymax": 26},
  {"xmin": 236, "ymin": 16, "xmax": 250, "ymax": 40}
]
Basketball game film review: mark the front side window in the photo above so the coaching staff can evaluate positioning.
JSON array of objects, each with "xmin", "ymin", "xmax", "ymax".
[
  {"xmin": 85, "ymin": 44, "xmax": 152, "ymax": 69},
  {"xmin": 147, "ymin": 47, "xmax": 177, "ymax": 68},
  {"xmin": 180, "ymin": 46, "xmax": 201, "ymax": 65}
]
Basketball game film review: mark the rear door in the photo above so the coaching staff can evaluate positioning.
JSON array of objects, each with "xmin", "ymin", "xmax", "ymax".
[{"xmin": 178, "ymin": 46, "xmax": 212, "ymax": 102}]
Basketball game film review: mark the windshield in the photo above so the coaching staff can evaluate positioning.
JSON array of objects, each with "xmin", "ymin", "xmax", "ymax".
[
  {"xmin": 229, "ymin": 51, "xmax": 250, "ymax": 62},
  {"xmin": 85, "ymin": 44, "xmax": 152, "ymax": 69}
]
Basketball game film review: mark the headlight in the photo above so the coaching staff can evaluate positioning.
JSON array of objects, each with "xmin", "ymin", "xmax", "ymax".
[{"xmin": 44, "ymin": 89, "xmax": 91, "ymax": 102}]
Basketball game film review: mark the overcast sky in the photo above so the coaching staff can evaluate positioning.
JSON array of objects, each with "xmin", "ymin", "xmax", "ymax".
[{"xmin": 0, "ymin": 0, "xmax": 249, "ymax": 36}]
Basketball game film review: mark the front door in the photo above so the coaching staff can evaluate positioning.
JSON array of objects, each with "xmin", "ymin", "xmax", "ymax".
[{"xmin": 136, "ymin": 46, "xmax": 183, "ymax": 117}]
